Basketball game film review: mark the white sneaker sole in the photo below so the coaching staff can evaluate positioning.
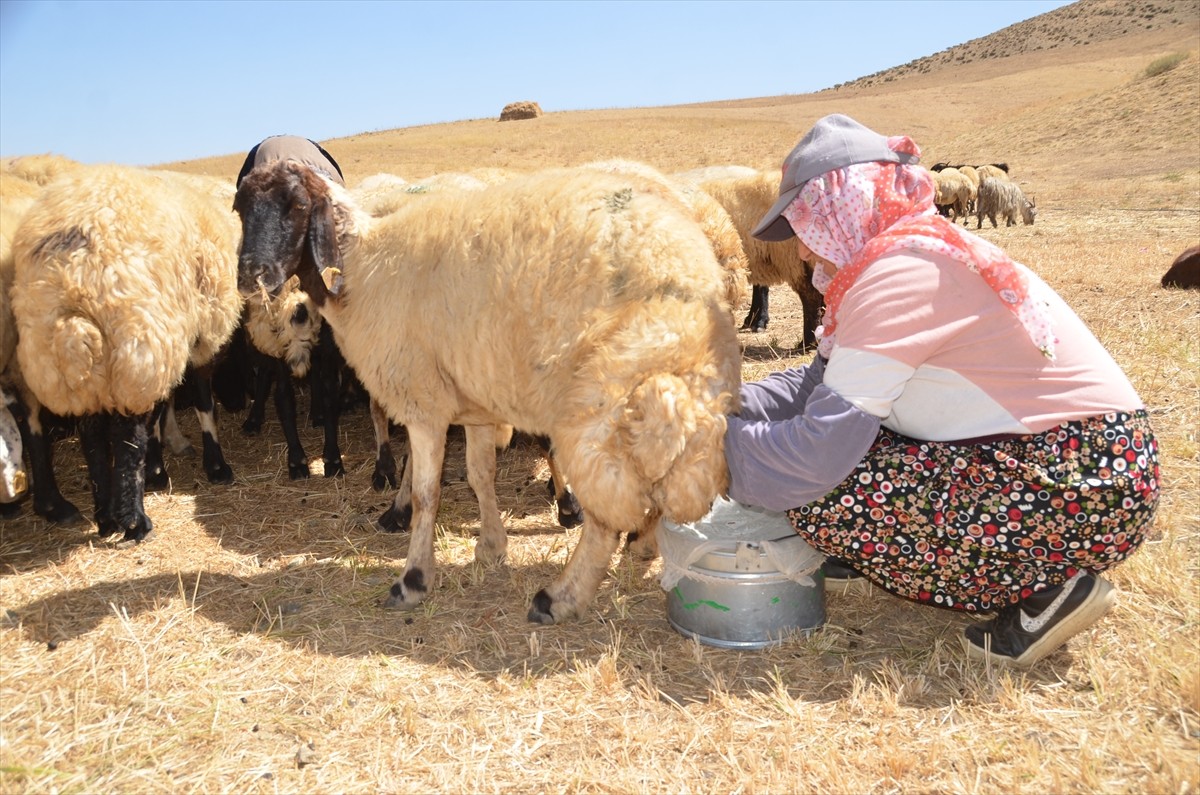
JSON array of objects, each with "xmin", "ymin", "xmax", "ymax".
[{"xmin": 962, "ymin": 577, "xmax": 1116, "ymax": 669}]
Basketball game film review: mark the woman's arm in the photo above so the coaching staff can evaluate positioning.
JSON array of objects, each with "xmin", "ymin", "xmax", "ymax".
[
  {"xmin": 724, "ymin": 384, "xmax": 880, "ymax": 512},
  {"xmin": 737, "ymin": 355, "xmax": 828, "ymax": 423}
]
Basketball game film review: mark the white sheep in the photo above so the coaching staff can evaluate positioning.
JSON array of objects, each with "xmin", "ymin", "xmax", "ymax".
[
  {"xmin": 0, "ymin": 163, "xmax": 85, "ymax": 522},
  {"xmin": 976, "ymin": 176, "xmax": 1037, "ymax": 228},
  {"xmin": 688, "ymin": 169, "xmax": 823, "ymax": 347},
  {"xmin": 931, "ymin": 166, "xmax": 974, "ymax": 224},
  {"xmin": 975, "ymin": 163, "xmax": 1010, "ymax": 183},
  {"xmin": 234, "ymin": 161, "xmax": 741, "ymax": 623},
  {"xmin": 582, "ymin": 159, "xmax": 749, "ymax": 315},
  {"xmin": 11, "ymin": 164, "xmax": 244, "ymax": 541}
]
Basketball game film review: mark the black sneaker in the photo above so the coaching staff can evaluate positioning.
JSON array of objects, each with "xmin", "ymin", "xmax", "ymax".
[
  {"xmin": 822, "ymin": 557, "xmax": 870, "ymax": 595},
  {"xmin": 962, "ymin": 571, "xmax": 1116, "ymax": 669}
]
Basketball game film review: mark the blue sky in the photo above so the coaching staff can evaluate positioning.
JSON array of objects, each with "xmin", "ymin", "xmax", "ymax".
[{"xmin": 1, "ymin": 0, "xmax": 1074, "ymax": 166}]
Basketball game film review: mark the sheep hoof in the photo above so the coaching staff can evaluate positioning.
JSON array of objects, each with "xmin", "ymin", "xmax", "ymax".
[
  {"xmin": 121, "ymin": 525, "xmax": 154, "ymax": 544},
  {"xmin": 556, "ymin": 500, "xmax": 583, "ymax": 529},
  {"xmin": 323, "ymin": 458, "xmax": 345, "ymax": 478},
  {"xmin": 371, "ymin": 465, "xmax": 397, "ymax": 492},
  {"xmin": 377, "ymin": 503, "xmax": 412, "ymax": 534},
  {"xmin": 287, "ymin": 461, "xmax": 311, "ymax": 480},
  {"xmin": 206, "ymin": 463, "xmax": 234, "ymax": 484},
  {"xmin": 473, "ymin": 540, "xmax": 507, "ymax": 566},
  {"xmin": 383, "ymin": 572, "xmax": 426, "ymax": 609},
  {"xmin": 36, "ymin": 498, "xmax": 83, "ymax": 527},
  {"xmin": 241, "ymin": 417, "xmax": 263, "ymax": 436},
  {"xmin": 145, "ymin": 466, "xmax": 170, "ymax": 491},
  {"xmin": 625, "ymin": 530, "xmax": 658, "ymax": 560},
  {"xmin": 527, "ymin": 590, "xmax": 558, "ymax": 624}
]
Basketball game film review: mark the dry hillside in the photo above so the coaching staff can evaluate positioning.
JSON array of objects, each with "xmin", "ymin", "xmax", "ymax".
[{"xmin": 2, "ymin": 1, "xmax": 1198, "ymax": 793}]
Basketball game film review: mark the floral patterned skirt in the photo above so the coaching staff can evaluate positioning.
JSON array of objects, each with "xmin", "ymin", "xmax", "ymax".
[{"xmin": 787, "ymin": 411, "xmax": 1160, "ymax": 613}]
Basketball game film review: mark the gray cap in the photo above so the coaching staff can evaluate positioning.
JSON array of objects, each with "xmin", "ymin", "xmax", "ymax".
[{"xmin": 751, "ymin": 114, "xmax": 920, "ymax": 242}]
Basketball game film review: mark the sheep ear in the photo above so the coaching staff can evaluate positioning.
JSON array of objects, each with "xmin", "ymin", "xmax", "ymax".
[{"xmin": 299, "ymin": 195, "xmax": 342, "ymax": 302}]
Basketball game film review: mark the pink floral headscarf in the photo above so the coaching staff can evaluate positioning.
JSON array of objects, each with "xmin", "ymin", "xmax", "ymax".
[{"xmin": 782, "ymin": 138, "xmax": 1056, "ymax": 360}]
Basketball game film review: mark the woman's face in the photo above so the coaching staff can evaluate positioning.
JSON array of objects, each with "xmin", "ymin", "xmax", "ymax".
[
  {"xmin": 795, "ymin": 236, "xmax": 815, "ymax": 261},
  {"xmin": 796, "ymin": 236, "xmax": 838, "ymax": 277}
]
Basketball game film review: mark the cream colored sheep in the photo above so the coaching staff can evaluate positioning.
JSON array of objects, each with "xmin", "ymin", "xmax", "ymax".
[
  {"xmin": 12, "ymin": 164, "xmax": 244, "ymax": 540},
  {"xmin": 690, "ymin": 169, "xmax": 823, "ymax": 347},
  {"xmin": 932, "ymin": 166, "xmax": 973, "ymax": 224},
  {"xmin": 235, "ymin": 161, "xmax": 741, "ymax": 623},
  {"xmin": 0, "ymin": 174, "xmax": 82, "ymax": 521},
  {"xmin": 976, "ymin": 163, "xmax": 1010, "ymax": 183},
  {"xmin": 582, "ymin": 159, "xmax": 748, "ymax": 315}
]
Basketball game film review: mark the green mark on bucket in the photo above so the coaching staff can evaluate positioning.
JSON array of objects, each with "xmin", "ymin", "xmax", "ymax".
[{"xmin": 673, "ymin": 587, "xmax": 731, "ymax": 612}]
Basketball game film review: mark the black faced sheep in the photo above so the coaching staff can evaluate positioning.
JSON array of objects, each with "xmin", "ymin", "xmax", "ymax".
[
  {"xmin": 234, "ymin": 161, "xmax": 741, "ymax": 624},
  {"xmin": 11, "ymin": 164, "xmax": 244, "ymax": 541},
  {"xmin": 976, "ymin": 177, "xmax": 1037, "ymax": 228}
]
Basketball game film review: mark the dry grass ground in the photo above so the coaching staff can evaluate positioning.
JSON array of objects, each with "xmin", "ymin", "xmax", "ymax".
[{"xmin": 1, "ymin": 2, "xmax": 1198, "ymax": 792}]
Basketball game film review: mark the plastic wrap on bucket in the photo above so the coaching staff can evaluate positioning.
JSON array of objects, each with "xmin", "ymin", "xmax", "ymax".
[{"xmin": 658, "ymin": 497, "xmax": 826, "ymax": 649}]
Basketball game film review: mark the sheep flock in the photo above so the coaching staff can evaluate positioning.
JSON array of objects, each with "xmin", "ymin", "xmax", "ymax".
[{"xmin": 2, "ymin": 145, "xmax": 1038, "ymax": 622}]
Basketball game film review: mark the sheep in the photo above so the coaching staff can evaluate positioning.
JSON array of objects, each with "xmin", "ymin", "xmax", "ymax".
[
  {"xmin": 1161, "ymin": 244, "xmax": 1200, "ymax": 289},
  {"xmin": 11, "ymin": 164, "xmax": 244, "ymax": 541},
  {"xmin": 0, "ymin": 167, "xmax": 83, "ymax": 523},
  {"xmin": 581, "ymin": 159, "xmax": 749, "ymax": 316},
  {"xmin": 976, "ymin": 176, "xmax": 1037, "ymax": 228},
  {"xmin": 975, "ymin": 163, "xmax": 1010, "ymax": 184},
  {"xmin": 234, "ymin": 161, "xmax": 741, "ymax": 623},
  {"xmin": 352, "ymin": 170, "xmax": 584, "ymax": 523},
  {"xmin": 931, "ymin": 166, "xmax": 974, "ymax": 224},
  {"xmin": 687, "ymin": 169, "xmax": 822, "ymax": 347},
  {"xmin": 956, "ymin": 165, "xmax": 980, "ymax": 215}
]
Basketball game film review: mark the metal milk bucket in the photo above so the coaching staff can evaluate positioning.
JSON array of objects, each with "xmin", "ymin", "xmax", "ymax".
[{"xmin": 658, "ymin": 498, "xmax": 826, "ymax": 649}]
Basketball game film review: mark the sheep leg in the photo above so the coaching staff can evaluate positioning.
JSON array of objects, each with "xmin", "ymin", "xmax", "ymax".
[
  {"xmin": 369, "ymin": 398, "xmax": 397, "ymax": 491},
  {"xmin": 538, "ymin": 435, "xmax": 582, "ymax": 528},
  {"xmin": 272, "ymin": 357, "xmax": 310, "ymax": 480},
  {"xmin": 160, "ymin": 401, "xmax": 194, "ymax": 456},
  {"xmin": 465, "ymin": 424, "xmax": 506, "ymax": 565},
  {"xmin": 741, "ymin": 285, "xmax": 769, "ymax": 332},
  {"xmin": 623, "ymin": 509, "xmax": 661, "ymax": 560},
  {"xmin": 14, "ymin": 400, "xmax": 82, "ymax": 525},
  {"xmin": 190, "ymin": 364, "xmax": 234, "ymax": 484},
  {"xmin": 241, "ymin": 347, "xmax": 274, "ymax": 436},
  {"xmin": 789, "ymin": 271, "xmax": 824, "ymax": 351},
  {"xmin": 378, "ymin": 449, "xmax": 414, "ymax": 533},
  {"xmin": 78, "ymin": 414, "xmax": 117, "ymax": 537},
  {"xmin": 383, "ymin": 422, "xmax": 447, "ymax": 609},
  {"xmin": 110, "ymin": 411, "xmax": 154, "ymax": 542},
  {"xmin": 528, "ymin": 518, "xmax": 621, "ymax": 624},
  {"xmin": 314, "ymin": 325, "xmax": 345, "ymax": 477},
  {"xmin": 144, "ymin": 401, "xmax": 170, "ymax": 491}
]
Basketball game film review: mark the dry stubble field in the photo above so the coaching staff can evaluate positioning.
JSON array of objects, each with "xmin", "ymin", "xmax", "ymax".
[{"xmin": 1, "ymin": 4, "xmax": 1198, "ymax": 793}]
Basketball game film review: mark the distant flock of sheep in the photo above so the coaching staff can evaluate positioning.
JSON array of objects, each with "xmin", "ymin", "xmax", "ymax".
[
  {"xmin": 0, "ymin": 148, "xmax": 1043, "ymax": 622},
  {"xmin": 929, "ymin": 162, "xmax": 1037, "ymax": 228}
]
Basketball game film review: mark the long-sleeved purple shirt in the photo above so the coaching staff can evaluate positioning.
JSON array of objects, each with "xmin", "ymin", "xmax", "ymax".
[{"xmin": 723, "ymin": 355, "xmax": 880, "ymax": 512}]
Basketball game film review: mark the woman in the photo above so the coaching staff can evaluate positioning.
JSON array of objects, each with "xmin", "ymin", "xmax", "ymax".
[{"xmin": 724, "ymin": 114, "xmax": 1159, "ymax": 668}]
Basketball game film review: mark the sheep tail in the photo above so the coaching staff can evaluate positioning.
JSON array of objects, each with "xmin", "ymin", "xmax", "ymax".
[
  {"xmin": 621, "ymin": 373, "xmax": 730, "ymax": 525},
  {"xmin": 49, "ymin": 313, "xmax": 105, "ymax": 394}
]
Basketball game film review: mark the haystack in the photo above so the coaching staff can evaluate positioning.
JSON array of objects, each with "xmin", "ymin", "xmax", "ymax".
[{"xmin": 499, "ymin": 101, "xmax": 542, "ymax": 121}]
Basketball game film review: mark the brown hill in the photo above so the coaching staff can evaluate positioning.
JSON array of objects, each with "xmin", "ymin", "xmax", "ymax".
[
  {"xmin": 842, "ymin": 0, "xmax": 1199, "ymax": 89},
  {"xmin": 168, "ymin": 0, "xmax": 1198, "ymax": 213}
]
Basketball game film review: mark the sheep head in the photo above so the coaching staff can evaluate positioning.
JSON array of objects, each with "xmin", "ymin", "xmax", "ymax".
[{"xmin": 233, "ymin": 160, "xmax": 341, "ymax": 306}]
